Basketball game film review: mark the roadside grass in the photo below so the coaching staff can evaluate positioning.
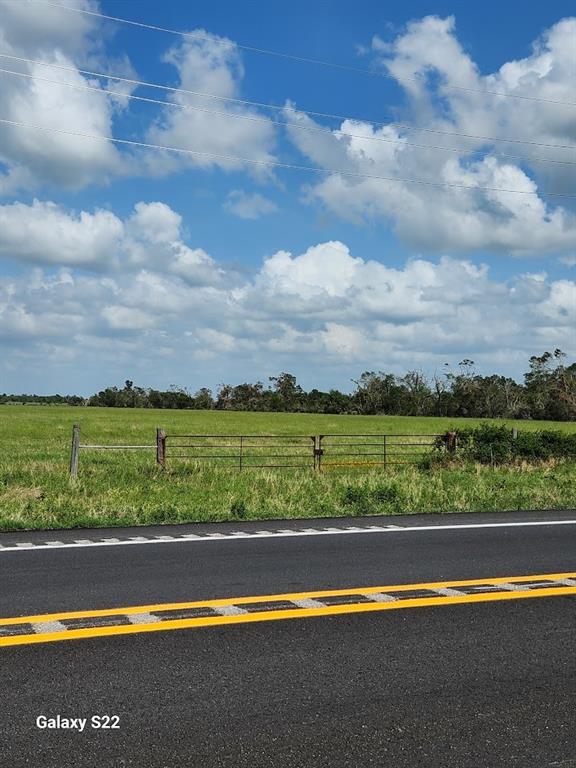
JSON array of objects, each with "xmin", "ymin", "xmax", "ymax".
[{"xmin": 1, "ymin": 405, "xmax": 575, "ymax": 531}]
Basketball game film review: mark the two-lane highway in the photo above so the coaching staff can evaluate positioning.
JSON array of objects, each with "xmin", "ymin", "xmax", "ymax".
[{"xmin": 2, "ymin": 510, "xmax": 576, "ymax": 766}]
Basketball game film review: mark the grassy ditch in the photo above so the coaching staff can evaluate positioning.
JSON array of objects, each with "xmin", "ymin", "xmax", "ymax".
[{"xmin": 1, "ymin": 405, "xmax": 575, "ymax": 531}]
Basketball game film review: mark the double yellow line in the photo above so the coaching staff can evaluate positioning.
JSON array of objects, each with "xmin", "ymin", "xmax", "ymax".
[{"xmin": 1, "ymin": 572, "xmax": 575, "ymax": 648}]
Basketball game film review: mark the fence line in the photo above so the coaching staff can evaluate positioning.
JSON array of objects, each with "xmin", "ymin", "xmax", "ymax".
[
  {"xmin": 69, "ymin": 423, "xmax": 156, "ymax": 479},
  {"xmin": 68, "ymin": 425, "xmax": 457, "ymax": 478}
]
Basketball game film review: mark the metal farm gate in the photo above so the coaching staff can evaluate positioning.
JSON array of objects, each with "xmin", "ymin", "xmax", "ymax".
[
  {"xmin": 162, "ymin": 433, "xmax": 444, "ymax": 471},
  {"xmin": 316, "ymin": 434, "xmax": 441, "ymax": 470},
  {"xmin": 164, "ymin": 434, "xmax": 317, "ymax": 469}
]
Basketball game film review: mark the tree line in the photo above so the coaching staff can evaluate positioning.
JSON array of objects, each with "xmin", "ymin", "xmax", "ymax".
[
  {"xmin": 76, "ymin": 349, "xmax": 576, "ymax": 421},
  {"xmin": 0, "ymin": 393, "xmax": 84, "ymax": 406}
]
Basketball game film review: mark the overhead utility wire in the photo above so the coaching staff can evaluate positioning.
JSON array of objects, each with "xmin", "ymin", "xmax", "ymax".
[
  {"xmin": 23, "ymin": 0, "xmax": 576, "ymax": 107},
  {"xmin": 1, "ymin": 53, "xmax": 573, "ymax": 152},
  {"xmin": 0, "ymin": 117, "xmax": 574, "ymax": 198},
  {"xmin": 1, "ymin": 67, "xmax": 573, "ymax": 168}
]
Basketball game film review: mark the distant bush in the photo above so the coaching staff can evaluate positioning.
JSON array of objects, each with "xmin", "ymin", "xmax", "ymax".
[
  {"xmin": 454, "ymin": 425, "xmax": 576, "ymax": 464},
  {"xmin": 0, "ymin": 393, "xmax": 84, "ymax": 406}
]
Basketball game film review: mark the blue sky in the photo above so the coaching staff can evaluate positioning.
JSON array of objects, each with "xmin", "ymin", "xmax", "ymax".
[{"xmin": 0, "ymin": 0, "xmax": 574, "ymax": 395}]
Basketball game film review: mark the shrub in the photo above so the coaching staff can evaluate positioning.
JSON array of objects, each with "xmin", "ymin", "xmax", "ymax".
[
  {"xmin": 455, "ymin": 424, "xmax": 513, "ymax": 465},
  {"xmin": 372, "ymin": 485, "xmax": 401, "ymax": 504},
  {"xmin": 535, "ymin": 430, "xmax": 576, "ymax": 458},
  {"xmin": 341, "ymin": 487, "xmax": 371, "ymax": 515},
  {"xmin": 453, "ymin": 425, "xmax": 576, "ymax": 464},
  {"xmin": 341, "ymin": 483, "xmax": 402, "ymax": 515},
  {"xmin": 230, "ymin": 499, "xmax": 247, "ymax": 519},
  {"xmin": 514, "ymin": 431, "xmax": 547, "ymax": 460}
]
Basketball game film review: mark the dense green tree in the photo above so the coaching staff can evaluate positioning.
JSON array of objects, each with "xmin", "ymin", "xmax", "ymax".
[
  {"xmin": 269, "ymin": 373, "xmax": 304, "ymax": 412},
  {"xmin": 193, "ymin": 388, "xmax": 215, "ymax": 410},
  {"xmin": 351, "ymin": 372, "xmax": 404, "ymax": 415},
  {"xmin": 525, "ymin": 349, "xmax": 575, "ymax": 421}
]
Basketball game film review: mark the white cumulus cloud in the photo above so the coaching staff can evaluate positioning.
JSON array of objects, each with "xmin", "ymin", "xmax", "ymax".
[
  {"xmin": 2, "ymin": 234, "xmax": 573, "ymax": 386},
  {"xmin": 0, "ymin": 200, "xmax": 123, "ymax": 267},
  {"xmin": 145, "ymin": 30, "xmax": 277, "ymax": 177},
  {"xmin": 285, "ymin": 16, "xmax": 576, "ymax": 256},
  {"xmin": 0, "ymin": 198, "xmax": 225, "ymax": 284},
  {"xmin": 0, "ymin": 1, "xmax": 133, "ymax": 192}
]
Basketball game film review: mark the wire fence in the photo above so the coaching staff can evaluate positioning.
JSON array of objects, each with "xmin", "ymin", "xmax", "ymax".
[{"xmin": 67, "ymin": 425, "xmax": 455, "ymax": 478}]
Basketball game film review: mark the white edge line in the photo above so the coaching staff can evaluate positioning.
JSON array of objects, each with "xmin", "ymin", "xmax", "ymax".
[{"xmin": 0, "ymin": 519, "xmax": 576, "ymax": 553}]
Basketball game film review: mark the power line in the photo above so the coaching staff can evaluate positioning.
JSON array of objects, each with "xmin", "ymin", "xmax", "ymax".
[
  {"xmin": 2, "ymin": 66, "xmax": 574, "ymax": 168},
  {"xmin": 1, "ymin": 52, "xmax": 574, "ymax": 152},
  {"xmin": 1, "ymin": 117, "xmax": 574, "ymax": 197},
  {"xmin": 21, "ymin": 0, "xmax": 576, "ymax": 108}
]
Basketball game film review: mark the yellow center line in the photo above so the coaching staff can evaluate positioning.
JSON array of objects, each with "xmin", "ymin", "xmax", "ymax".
[
  {"xmin": 1, "ymin": 586, "xmax": 576, "ymax": 648},
  {"xmin": 0, "ymin": 571, "xmax": 574, "ymax": 626}
]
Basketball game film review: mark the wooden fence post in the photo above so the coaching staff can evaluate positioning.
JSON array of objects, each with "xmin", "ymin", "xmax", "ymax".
[
  {"xmin": 156, "ymin": 428, "xmax": 166, "ymax": 468},
  {"xmin": 69, "ymin": 423, "xmax": 80, "ymax": 480},
  {"xmin": 444, "ymin": 431, "xmax": 457, "ymax": 454}
]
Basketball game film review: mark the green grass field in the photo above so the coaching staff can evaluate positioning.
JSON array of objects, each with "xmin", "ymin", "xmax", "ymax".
[{"xmin": 1, "ymin": 405, "xmax": 575, "ymax": 531}]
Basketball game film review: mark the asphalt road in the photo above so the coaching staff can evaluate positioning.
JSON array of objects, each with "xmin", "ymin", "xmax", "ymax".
[{"xmin": 2, "ymin": 511, "xmax": 576, "ymax": 767}]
